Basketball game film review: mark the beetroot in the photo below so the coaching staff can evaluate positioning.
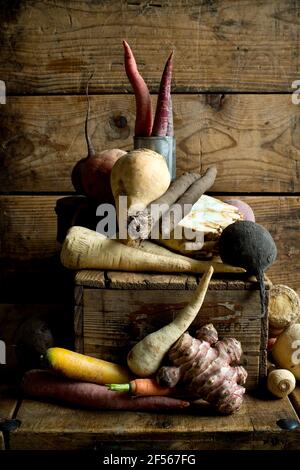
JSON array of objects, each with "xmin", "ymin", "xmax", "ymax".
[
  {"xmin": 71, "ymin": 82, "xmax": 126, "ymax": 205},
  {"xmin": 224, "ymin": 199, "xmax": 255, "ymax": 222}
]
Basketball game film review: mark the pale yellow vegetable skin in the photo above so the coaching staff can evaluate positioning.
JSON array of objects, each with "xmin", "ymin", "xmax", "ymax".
[
  {"xmin": 268, "ymin": 284, "xmax": 300, "ymax": 329},
  {"xmin": 138, "ymin": 240, "xmax": 245, "ymax": 274},
  {"xmin": 272, "ymin": 323, "xmax": 300, "ymax": 379},
  {"xmin": 61, "ymin": 227, "xmax": 245, "ymax": 274},
  {"xmin": 267, "ymin": 369, "xmax": 296, "ymax": 398},
  {"xmin": 127, "ymin": 266, "xmax": 214, "ymax": 377},
  {"xmin": 46, "ymin": 347, "xmax": 131, "ymax": 385},
  {"xmin": 110, "ymin": 148, "xmax": 171, "ymax": 218}
]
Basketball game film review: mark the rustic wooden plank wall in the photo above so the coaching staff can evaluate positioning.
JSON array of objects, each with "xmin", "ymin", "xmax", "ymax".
[{"xmin": 0, "ymin": 0, "xmax": 299, "ymax": 363}]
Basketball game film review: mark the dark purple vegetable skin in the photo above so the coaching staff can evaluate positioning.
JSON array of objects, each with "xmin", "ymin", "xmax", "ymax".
[{"xmin": 219, "ymin": 221, "xmax": 277, "ymax": 318}]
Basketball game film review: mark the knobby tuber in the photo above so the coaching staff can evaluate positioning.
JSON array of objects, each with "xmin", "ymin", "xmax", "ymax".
[
  {"xmin": 157, "ymin": 323, "xmax": 247, "ymax": 415},
  {"xmin": 71, "ymin": 78, "xmax": 126, "ymax": 204},
  {"xmin": 219, "ymin": 221, "xmax": 277, "ymax": 318}
]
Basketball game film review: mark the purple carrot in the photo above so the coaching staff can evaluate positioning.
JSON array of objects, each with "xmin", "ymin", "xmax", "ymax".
[
  {"xmin": 166, "ymin": 94, "xmax": 174, "ymax": 137},
  {"xmin": 152, "ymin": 51, "xmax": 174, "ymax": 136},
  {"xmin": 123, "ymin": 40, "xmax": 153, "ymax": 137},
  {"xmin": 22, "ymin": 370, "xmax": 190, "ymax": 411}
]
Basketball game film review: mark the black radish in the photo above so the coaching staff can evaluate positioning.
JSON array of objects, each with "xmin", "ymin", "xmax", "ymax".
[{"xmin": 219, "ymin": 221, "xmax": 277, "ymax": 318}]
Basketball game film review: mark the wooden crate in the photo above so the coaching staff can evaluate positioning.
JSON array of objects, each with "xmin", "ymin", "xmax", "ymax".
[{"xmin": 74, "ymin": 270, "xmax": 268, "ymax": 390}]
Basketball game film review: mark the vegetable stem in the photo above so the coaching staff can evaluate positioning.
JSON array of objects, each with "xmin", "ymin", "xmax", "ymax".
[{"xmin": 106, "ymin": 383, "xmax": 131, "ymax": 392}]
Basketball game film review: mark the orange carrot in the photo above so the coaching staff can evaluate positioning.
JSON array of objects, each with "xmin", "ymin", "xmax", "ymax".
[{"xmin": 107, "ymin": 378, "xmax": 173, "ymax": 396}]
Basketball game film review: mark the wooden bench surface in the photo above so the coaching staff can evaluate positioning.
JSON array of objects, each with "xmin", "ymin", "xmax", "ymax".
[
  {"xmin": 6, "ymin": 392, "xmax": 300, "ymax": 451},
  {"xmin": 0, "ymin": 385, "xmax": 19, "ymax": 450}
]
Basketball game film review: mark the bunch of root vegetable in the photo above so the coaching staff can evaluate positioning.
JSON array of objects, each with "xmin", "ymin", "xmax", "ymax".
[
  {"xmin": 123, "ymin": 40, "xmax": 173, "ymax": 138},
  {"xmin": 22, "ymin": 350, "xmax": 189, "ymax": 412},
  {"xmin": 22, "ymin": 268, "xmax": 247, "ymax": 415}
]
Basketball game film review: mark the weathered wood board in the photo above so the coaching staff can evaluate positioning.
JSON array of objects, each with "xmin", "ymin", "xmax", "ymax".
[
  {"xmin": 1, "ymin": 94, "xmax": 300, "ymax": 193},
  {"xmin": 0, "ymin": 385, "xmax": 19, "ymax": 450},
  {"xmin": 1, "ymin": 196, "xmax": 299, "ymax": 293},
  {"xmin": 291, "ymin": 386, "xmax": 300, "ymax": 418},
  {"xmin": 1, "ymin": 0, "xmax": 300, "ymax": 93},
  {"xmin": 9, "ymin": 395, "xmax": 300, "ymax": 450},
  {"xmin": 75, "ymin": 271, "xmax": 267, "ymax": 389}
]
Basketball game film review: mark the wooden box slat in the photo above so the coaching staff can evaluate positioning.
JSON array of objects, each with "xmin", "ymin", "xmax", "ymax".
[{"xmin": 75, "ymin": 271, "xmax": 267, "ymax": 390}]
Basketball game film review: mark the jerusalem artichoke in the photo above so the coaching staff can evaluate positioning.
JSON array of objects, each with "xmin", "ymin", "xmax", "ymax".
[{"xmin": 157, "ymin": 323, "xmax": 247, "ymax": 415}]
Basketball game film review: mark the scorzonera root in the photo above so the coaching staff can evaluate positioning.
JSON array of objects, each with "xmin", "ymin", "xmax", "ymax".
[
  {"xmin": 157, "ymin": 323, "xmax": 247, "ymax": 415},
  {"xmin": 71, "ymin": 80, "xmax": 126, "ymax": 204}
]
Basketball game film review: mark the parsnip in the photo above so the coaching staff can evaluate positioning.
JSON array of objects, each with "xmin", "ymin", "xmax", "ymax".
[
  {"xmin": 61, "ymin": 227, "xmax": 245, "ymax": 274},
  {"xmin": 138, "ymin": 239, "xmax": 244, "ymax": 274},
  {"xmin": 127, "ymin": 266, "xmax": 214, "ymax": 377}
]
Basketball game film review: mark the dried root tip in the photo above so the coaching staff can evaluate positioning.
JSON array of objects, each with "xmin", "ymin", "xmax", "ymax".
[
  {"xmin": 156, "ymin": 366, "xmax": 181, "ymax": 388},
  {"xmin": 127, "ymin": 210, "xmax": 153, "ymax": 241},
  {"xmin": 196, "ymin": 323, "xmax": 218, "ymax": 345}
]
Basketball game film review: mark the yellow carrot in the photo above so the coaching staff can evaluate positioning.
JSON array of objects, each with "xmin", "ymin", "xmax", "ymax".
[{"xmin": 44, "ymin": 348, "xmax": 131, "ymax": 385}]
